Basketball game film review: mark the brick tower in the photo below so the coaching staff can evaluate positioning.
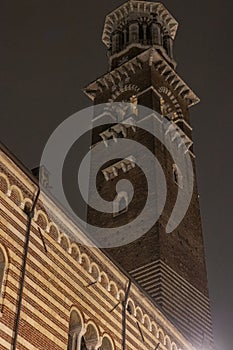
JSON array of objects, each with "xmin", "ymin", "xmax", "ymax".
[{"xmin": 84, "ymin": 1, "xmax": 213, "ymax": 349}]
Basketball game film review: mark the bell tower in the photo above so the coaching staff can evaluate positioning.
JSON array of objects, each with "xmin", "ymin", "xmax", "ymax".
[{"xmin": 84, "ymin": 1, "xmax": 213, "ymax": 349}]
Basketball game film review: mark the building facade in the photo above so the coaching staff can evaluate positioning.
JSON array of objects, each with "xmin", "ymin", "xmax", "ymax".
[
  {"xmin": 0, "ymin": 144, "xmax": 198, "ymax": 350},
  {"xmin": 0, "ymin": 1, "xmax": 213, "ymax": 350}
]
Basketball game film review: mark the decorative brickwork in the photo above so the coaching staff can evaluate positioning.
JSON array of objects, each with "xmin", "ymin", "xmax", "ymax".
[{"xmin": 0, "ymin": 148, "xmax": 196, "ymax": 350}]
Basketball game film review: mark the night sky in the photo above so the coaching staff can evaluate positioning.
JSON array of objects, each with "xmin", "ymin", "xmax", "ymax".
[{"xmin": 0, "ymin": 1, "xmax": 232, "ymax": 349}]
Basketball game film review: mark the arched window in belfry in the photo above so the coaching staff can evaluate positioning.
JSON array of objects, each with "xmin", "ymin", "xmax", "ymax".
[
  {"xmin": 129, "ymin": 22, "xmax": 139, "ymax": 43},
  {"xmin": 146, "ymin": 24, "xmax": 152, "ymax": 45},
  {"xmin": 112, "ymin": 32, "xmax": 121, "ymax": 54},
  {"xmin": 138, "ymin": 23, "xmax": 144, "ymax": 44},
  {"xmin": 122, "ymin": 27, "xmax": 127, "ymax": 47},
  {"xmin": 163, "ymin": 34, "xmax": 173, "ymax": 58},
  {"xmin": 68, "ymin": 310, "xmax": 84, "ymax": 350},
  {"xmin": 151, "ymin": 22, "xmax": 161, "ymax": 45},
  {"xmin": 142, "ymin": 23, "xmax": 148, "ymax": 45},
  {"xmin": 0, "ymin": 246, "xmax": 6, "ymax": 295}
]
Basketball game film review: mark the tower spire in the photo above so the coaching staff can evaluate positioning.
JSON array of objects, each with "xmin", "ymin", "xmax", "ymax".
[{"xmin": 102, "ymin": 1, "xmax": 178, "ymax": 70}]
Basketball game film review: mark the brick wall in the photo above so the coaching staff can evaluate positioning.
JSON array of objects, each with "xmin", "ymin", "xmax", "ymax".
[{"xmin": 0, "ymin": 148, "xmax": 195, "ymax": 350}]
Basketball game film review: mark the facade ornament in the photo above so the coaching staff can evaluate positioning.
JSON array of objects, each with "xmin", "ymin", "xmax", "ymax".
[
  {"xmin": 105, "ymin": 96, "xmax": 138, "ymax": 121},
  {"xmin": 130, "ymin": 95, "xmax": 138, "ymax": 116},
  {"xmin": 160, "ymin": 97, "xmax": 170, "ymax": 116}
]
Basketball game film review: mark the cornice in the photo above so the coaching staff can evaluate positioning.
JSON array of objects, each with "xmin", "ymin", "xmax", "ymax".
[{"xmin": 83, "ymin": 48, "xmax": 200, "ymax": 107}]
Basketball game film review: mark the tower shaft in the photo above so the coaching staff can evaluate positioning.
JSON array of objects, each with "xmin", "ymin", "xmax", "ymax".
[{"xmin": 85, "ymin": 2, "xmax": 213, "ymax": 348}]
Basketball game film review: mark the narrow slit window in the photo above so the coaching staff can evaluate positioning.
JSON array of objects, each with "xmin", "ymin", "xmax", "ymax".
[
  {"xmin": 113, "ymin": 192, "xmax": 128, "ymax": 217},
  {"xmin": 0, "ymin": 247, "xmax": 6, "ymax": 295},
  {"xmin": 173, "ymin": 164, "xmax": 183, "ymax": 188}
]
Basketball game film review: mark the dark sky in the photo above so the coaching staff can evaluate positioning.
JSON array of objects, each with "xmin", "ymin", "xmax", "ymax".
[{"xmin": 0, "ymin": 1, "xmax": 232, "ymax": 349}]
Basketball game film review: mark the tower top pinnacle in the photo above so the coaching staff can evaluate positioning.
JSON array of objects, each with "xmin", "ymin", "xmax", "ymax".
[{"xmin": 102, "ymin": 1, "xmax": 178, "ymax": 48}]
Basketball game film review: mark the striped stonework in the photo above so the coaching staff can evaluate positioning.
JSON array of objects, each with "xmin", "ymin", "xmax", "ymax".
[
  {"xmin": 0, "ymin": 145, "xmax": 197, "ymax": 350},
  {"xmin": 130, "ymin": 260, "xmax": 213, "ymax": 348}
]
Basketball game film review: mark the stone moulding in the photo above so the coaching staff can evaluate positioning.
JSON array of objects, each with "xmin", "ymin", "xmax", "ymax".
[{"xmin": 83, "ymin": 48, "xmax": 200, "ymax": 108}]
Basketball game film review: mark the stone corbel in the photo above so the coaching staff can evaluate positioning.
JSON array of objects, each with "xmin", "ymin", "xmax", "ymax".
[
  {"xmin": 112, "ymin": 167, "xmax": 118, "ymax": 177},
  {"xmin": 102, "ymin": 156, "xmax": 136, "ymax": 181},
  {"xmin": 121, "ymin": 162, "xmax": 127, "ymax": 173},
  {"xmin": 99, "ymin": 118, "xmax": 136, "ymax": 146},
  {"xmin": 165, "ymin": 123, "xmax": 176, "ymax": 135},
  {"xmin": 165, "ymin": 121, "xmax": 193, "ymax": 152},
  {"xmin": 103, "ymin": 171, "xmax": 110, "ymax": 181},
  {"xmin": 112, "ymin": 130, "xmax": 118, "ymax": 142},
  {"xmin": 171, "ymin": 131, "xmax": 180, "ymax": 142},
  {"xmin": 120, "ymin": 125, "xmax": 127, "ymax": 137},
  {"xmin": 100, "ymin": 133, "xmax": 108, "ymax": 147}
]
